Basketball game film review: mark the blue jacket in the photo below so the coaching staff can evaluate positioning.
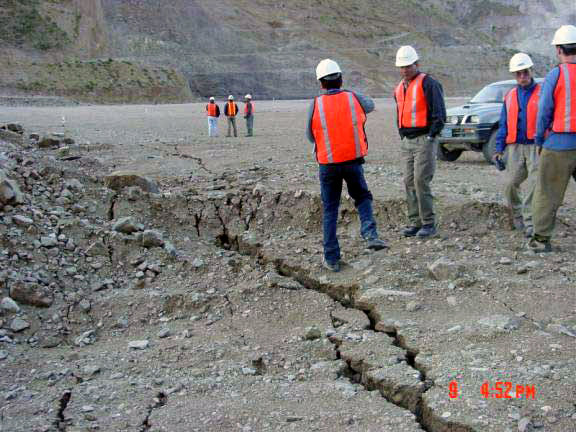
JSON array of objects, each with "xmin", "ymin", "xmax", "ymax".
[
  {"xmin": 536, "ymin": 65, "xmax": 576, "ymax": 151},
  {"xmin": 495, "ymin": 80, "xmax": 538, "ymax": 153}
]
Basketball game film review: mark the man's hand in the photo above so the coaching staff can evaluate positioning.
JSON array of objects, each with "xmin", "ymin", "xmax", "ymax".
[{"xmin": 492, "ymin": 152, "xmax": 503, "ymax": 162}]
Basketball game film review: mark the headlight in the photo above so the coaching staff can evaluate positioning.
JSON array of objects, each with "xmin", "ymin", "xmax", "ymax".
[
  {"xmin": 468, "ymin": 115, "xmax": 480, "ymax": 123},
  {"xmin": 449, "ymin": 115, "xmax": 459, "ymax": 125}
]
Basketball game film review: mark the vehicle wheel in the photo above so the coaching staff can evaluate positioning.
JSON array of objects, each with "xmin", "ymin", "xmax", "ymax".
[
  {"xmin": 483, "ymin": 131, "xmax": 498, "ymax": 164},
  {"xmin": 437, "ymin": 144, "xmax": 463, "ymax": 162}
]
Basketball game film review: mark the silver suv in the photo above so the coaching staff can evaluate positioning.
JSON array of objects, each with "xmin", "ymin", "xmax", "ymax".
[{"xmin": 438, "ymin": 78, "xmax": 543, "ymax": 163}]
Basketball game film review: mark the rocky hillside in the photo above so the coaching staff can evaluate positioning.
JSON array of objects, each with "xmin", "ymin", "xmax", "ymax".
[
  {"xmin": 0, "ymin": 0, "xmax": 572, "ymax": 102},
  {"xmin": 0, "ymin": 0, "xmax": 192, "ymax": 104},
  {"xmin": 101, "ymin": 0, "xmax": 570, "ymax": 98}
]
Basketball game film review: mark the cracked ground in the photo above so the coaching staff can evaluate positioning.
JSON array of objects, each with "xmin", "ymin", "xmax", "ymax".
[{"xmin": 0, "ymin": 99, "xmax": 575, "ymax": 431}]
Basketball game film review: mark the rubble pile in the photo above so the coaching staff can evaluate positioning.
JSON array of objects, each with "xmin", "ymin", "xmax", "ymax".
[{"xmin": 0, "ymin": 124, "xmax": 177, "ymax": 352}]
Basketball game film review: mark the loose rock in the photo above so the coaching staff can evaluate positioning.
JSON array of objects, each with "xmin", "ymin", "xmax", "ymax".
[
  {"xmin": 104, "ymin": 171, "xmax": 159, "ymax": 193},
  {"xmin": 0, "ymin": 297, "xmax": 20, "ymax": 313},
  {"xmin": 9, "ymin": 282, "xmax": 53, "ymax": 308},
  {"xmin": 142, "ymin": 230, "xmax": 164, "ymax": 248},
  {"xmin": 428, "ymin": 258, "xmax": 465, "ymax": 281},
  {"xmin": 10, "ymin": 317, "xmax": 30, "ymax": 332},
  {"xmin": 128, "ymin": 340, "xmax": 150, "ymax": 350}
]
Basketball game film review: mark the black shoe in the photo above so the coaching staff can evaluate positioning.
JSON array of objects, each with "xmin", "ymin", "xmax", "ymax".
[
  {"xmin": 403, "ymin": 226, "xmax": 421, "ymax": 237},
  {"xmin": 322, "ymin": 259, "xmax": 341, "ymax": 272},
  {"xmin": 366, "ymin": 238, "xmax": 388, "ymax": 250},
  {"xmin": 416, "ymin": 224, "xmax": 437, "ymax": 238},
  {"xmin": 527, "ymin": 237, "xmax": 552, "ymax": 253}
]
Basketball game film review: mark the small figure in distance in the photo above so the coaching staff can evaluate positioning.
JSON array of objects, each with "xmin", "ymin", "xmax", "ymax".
[
  {"xmin": 206, "ymin": 96, "xmax": 220, "ymax": 137},
  {"xmin": 224, "ymin": 95, "xmax": 239, "ymax": 137},
  {"xmin": 243, "ymin": 94, "xmax": 254, "ymax": 137}
]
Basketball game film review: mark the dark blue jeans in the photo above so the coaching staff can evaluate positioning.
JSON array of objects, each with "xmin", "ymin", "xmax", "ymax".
[{"xmin": 319, "ymin": 163, "xmax": 378, "ymax": 263}]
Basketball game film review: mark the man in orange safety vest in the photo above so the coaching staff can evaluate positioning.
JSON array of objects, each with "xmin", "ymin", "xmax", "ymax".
[
  {"xmin": 205, "ymin": 96, "xmax": 220, "ymax": 137},
  {"xmin": 224, "ymin": 95, "xmax": 239, "ymax": 137},
  {"xmin": 306, "ymin": 59, "xmax": 387, "ymax": 272},
  {"xmin": 394, "ymin": 45, "xmax": 446, "ymax": 239},
  {"xmin": 494, "ymin": 53, "xmax": 541, "ymax": 238},
  {"xmin": 529, "ymin": 25, "xmax": 576, "ymax": 252}
]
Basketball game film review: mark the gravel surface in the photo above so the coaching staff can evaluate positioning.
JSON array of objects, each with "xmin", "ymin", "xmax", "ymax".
[{"xmin": 0, "ymin": 99, "xmax": 575, "ymax": 432}]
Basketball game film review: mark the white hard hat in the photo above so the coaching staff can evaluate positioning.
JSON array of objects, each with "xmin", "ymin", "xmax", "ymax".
[
  {"xmin": 551, "ymin": 24, "xmax": 576, "ymax": 45},
  {"xmin": 245, "ymin": 94, "xmax": 252, "ymax": 99},
  {"xmin": 509, "ymin": 53, "xmax": 534, "ymax": 72},
  {"xmin": 395, "ymin": 46, "xmax": 419, "ymax": 67},
  {"xmin": 228, "ymin": 95, "xmax": 234, "ymax": 100},
  {"xmin": 315, "ymin": 59, "xmax": 342, "ymax": 80},
  {"xmin": 209, "ymin": 96, "xmax": 215, "ymax": 101}
]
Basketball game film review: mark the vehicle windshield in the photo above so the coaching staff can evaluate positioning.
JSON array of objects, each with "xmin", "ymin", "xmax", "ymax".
[{"xmin": 470, "ymin": 84, "xmax": 515, "ymax": 104}]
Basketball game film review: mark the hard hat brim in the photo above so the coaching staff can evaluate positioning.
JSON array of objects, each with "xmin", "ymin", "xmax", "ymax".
[
  {"xmin": 509, "ymin": 66, "xmax": 532, "ymax": 72},
  {"xmin": 318, "ymin": 72, "xmax": 342, "ymax": 81},
  {"xmin": 395, "ymin": 59, "xmax": 418, "ymax": 67}
]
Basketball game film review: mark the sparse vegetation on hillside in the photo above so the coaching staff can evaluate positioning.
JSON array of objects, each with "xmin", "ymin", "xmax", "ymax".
[
  {"xmin": 8, "ymin": 58, "xmax": 192, "ymax": 104},
  {"xmin": 0, "ymin": 0, "xmax": 70, "ymax": 50}
]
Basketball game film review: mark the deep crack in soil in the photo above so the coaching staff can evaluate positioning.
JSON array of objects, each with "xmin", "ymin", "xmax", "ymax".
[{"xmin": 214, "ymin": 227, "xmax": 478, "ymax": 432}]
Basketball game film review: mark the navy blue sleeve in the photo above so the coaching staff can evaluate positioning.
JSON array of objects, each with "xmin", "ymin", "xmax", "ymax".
[
  {"xmin": 306, "ymin": 98, "xmax": 316, "ymax": 143},
  {"xmin": 495, "ymin": 103, "xmax": 508, "ymax": 153},
  {"xmin": 423, "ymin": 76, "xmax": 446, "ymax": 137}
]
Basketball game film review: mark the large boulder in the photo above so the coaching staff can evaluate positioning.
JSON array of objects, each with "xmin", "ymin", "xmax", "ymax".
[
  {"xmin": 1, "ymin": 123, "xmax": 24, "ymax": 134},
  {"xmin": 141, "ymin": 230, "xmax": 164, "ymax": 248},
  {"xmin": 0, "ymin": 169, "xmax": 24, "ymax": 207},
  {"xmin": 0, "ymin": 129, "xmax": 23, "ymax": 145},
  {"xmin": 113, "ymin": 217, "xmax": 144, "ymax": 234},
  {"xmin": 9, "ymin": 281, "xmax": 53, "ymax": 308},
  {"xmin": 37, "ymin": 137, "xmax": 61, "ymax": 148},
  {"xmin": 104, "ymin": 171, "xmax": 159, "ymax": 193}
]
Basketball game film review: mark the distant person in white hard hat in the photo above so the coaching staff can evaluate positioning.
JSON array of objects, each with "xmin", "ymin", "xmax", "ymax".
[
  {"xmin": 243, "ymin": 94, "xmax": 254, "ymax": 137},
  {"xmin": 393, "ymin": 46, "xmax": 446, "ymax": 238},
  {"xmin": 205, "ymin": 96, "xmax": 220, "ymax": 137},
  {"xmin": 306, "ymin": 59, "xmax": 388, "ymax": 272},
  {"xmin": 529, "ymin": 24, "xmax": 576, "ymax": 252},
  {"xmin": 224, "ymin": 95, "xmax": 239, "ymax": 137},
  {"xmin": 493, "ymin": 53, "xmax": 541, "ymax": 238}
]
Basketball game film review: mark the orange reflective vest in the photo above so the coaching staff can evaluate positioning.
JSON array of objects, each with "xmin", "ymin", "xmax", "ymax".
[
  {"xmin": 505, "ymin": 84, "xmax": 541, "ymax": 144},
  {"xmin": 394, "ymin": 73, "xmax": 428, "ymax": 128},
  {"xmin": 244, "ymin": 102, "xmax": 253, "ymax": 116},
  {"xmin": 206, "ymin": 103, "xmax": 217, "ymax": 117},
  {"xmin": 553, "ymin": 63, "xmax": 576, "ymax": 133},
  {"xmin": 227, "ymin": 102, "xmax": 237, "ymax": 116},
  {"xmin": 311, "ymin": 91, "xmax": 368, "ymax": 164}
]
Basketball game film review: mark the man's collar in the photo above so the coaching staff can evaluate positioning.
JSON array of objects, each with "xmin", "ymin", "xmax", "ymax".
[
  {"xmin": 403, "ymin": 71, "xmax": 421, "ymax": 84},
  {"xmin": 518, "ymin": 79, "xmax": 536, "ymax": 90}
]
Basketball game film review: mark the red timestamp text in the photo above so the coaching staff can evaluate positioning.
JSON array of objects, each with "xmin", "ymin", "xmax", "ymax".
[{"xmin": 448, "ymin": 381, "xmax": 536, "ymax": 400}]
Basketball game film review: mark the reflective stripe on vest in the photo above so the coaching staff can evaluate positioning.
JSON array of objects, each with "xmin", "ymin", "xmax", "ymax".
[
  {"xmin": 394, "ymin": 73, "xmax": 427, "ymax": 128},
  {"xmin": 311, "ymin": 91, "xmax": 368, "ymax": 164},
  {"xmin": 206, "ymin": 104, "xmax": 217, "ymax": 117},
  {"xmin": 227, "ymin": 102, "xmax": 237, "ymax": 116},
  {"xmin": 504, "ymin": 84, "xmax": 541, "ymax": 144},
  {"xmin": 553, "ymin": 63, "xmax": 576, "ymax": 133}
]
